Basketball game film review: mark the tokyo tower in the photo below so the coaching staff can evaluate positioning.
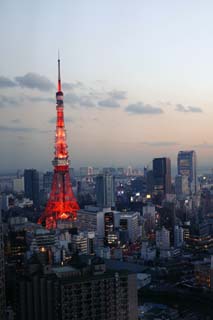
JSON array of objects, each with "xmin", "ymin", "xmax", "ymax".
[{"xmin": 38, "ymin": 57, "xmax": 79, "ymax": 229}]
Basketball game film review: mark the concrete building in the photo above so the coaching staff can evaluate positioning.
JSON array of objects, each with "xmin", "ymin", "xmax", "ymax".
[
  {"xmin": 120, "ymin": 212, "xmax": 140, "ymax": 243},
  {"xmin": 16, "ymin": 257, "xmax": 138, "ymax": 320},
  {"xmin": 71, "ymin": 232, "xmax": 88, "ymax": 255},
  {"xmin": 156, "ymin": 227, "xmax": 170, "ymax": 250},
  {"xmin": 77, "ymin": 206, "xmax": 101, "ymax": 233},
  {"xmin": 13, "ymin": 176, "xmax": 24, "ymax": 193}
]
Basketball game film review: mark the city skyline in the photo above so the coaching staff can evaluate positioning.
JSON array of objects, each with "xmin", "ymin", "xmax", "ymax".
[{"xmin": 2, "ymin": 1, "xmax": 213, "ymax": 172}]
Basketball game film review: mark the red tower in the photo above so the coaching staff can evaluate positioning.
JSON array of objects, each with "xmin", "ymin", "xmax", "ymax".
[{"xmin": 38, "ymin": 57, "xmax": 79, "ymax": 229}]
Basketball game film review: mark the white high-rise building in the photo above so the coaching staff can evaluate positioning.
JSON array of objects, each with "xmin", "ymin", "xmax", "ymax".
[
  {"xmin": 156, "ymin": 227, "xmax": 170, "ymax": 250},
  {"xmin": 13, "ymin": 177, "xmax": 24, "ymax": 193},
  {"xmin": 120, "ymin": 212, "xmax": 140, "ymax": 242},
  {"xmin": 72, "ymin": 232, "xmax": 88, "ymax": 255}
]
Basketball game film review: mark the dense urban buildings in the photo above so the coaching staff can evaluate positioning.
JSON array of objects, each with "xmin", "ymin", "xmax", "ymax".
[
  {"xmin": 0, "ymin": 60, "xmax": 213, "ymax": 319},
  {"xmin": 16, "ymin": 257, "xmax": 138, "ymax": 320},
  {"xmin": 0, "ymin": 207, "xmax": 5, "ymax": 320}
]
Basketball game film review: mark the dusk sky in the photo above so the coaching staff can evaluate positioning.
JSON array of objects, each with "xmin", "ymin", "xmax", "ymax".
[{"xmin": 1, "ymin": 0, "xmax": 213, "ymax": 173}]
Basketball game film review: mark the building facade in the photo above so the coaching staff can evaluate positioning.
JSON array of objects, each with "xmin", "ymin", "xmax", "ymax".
[
  {"xmin": 153, "ymin": 158, "xmax": 171, "ymax": 196},
  {"xmin": 24, "ymin": 169, "xmax": 40, "ymax": 207},
  {"xmin": 96, "ymin": 174, "xmax": 115, "ymax": 208},
  {"xmin": 16, "ymin": 260, "xmax": 138, "ymax": 320},
  {"xmin": 0, "ymin": 207, "xmax": 6, "ymax": 320},
  {"xmin": 177, "ymin": 150, "xmax": 197, "ymax": 194}
]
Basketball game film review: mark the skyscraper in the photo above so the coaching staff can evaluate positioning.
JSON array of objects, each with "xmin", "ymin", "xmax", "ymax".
[
  {"xmin": 96, "ymin": 173, "xmax": 115, "ymax": 208},
  {"xmin": 177, "ymin": 150, "xmax": 197, "ymax": 194},
  {"xmin": 24, "ymin": 169, "xmax": 40, "ymax": 207},
  {"xmin": 175, "ymin": 175, "xmax": 189, "ymax": 198},
  {"xmin": 0, "ymin": 204, "xmax": 5, "ymax": 320},
  {"xmin": 153, "ymin": 157, "xmax": 171, "ymax": 195}
]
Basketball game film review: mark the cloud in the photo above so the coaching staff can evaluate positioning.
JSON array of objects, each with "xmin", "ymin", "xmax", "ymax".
[
  {"xmin": 98, "ymin": 98, "xmax": 120, "ymax": 108},
  {"xmin": 175, "ymin": 104, "xmax": 203, "ymax": 113},
  {"xmin": 11, "ymin": 119, "xmax": 21, "ymax": 124},
  {"xmin": 27, "ymin": 96, "xmax": 55, "ymax": 103},
  {"xmin": 0, "ymin": 76, "xmax": 16, "ymax": 88},
  {"xmin": 65, "ymin": 93, "xmax": 95, "ymax": 108},
  {"xmin": 0, "ymin": 125, "xmax": 37, "ymax": 133},
  {"xmin": 108, "ymin": 90, "xmax": 127, "ymax": 100},
  {"xmin": 0, "ymin": 125, "xmax": 50, "ymax": 134},
  {"xmin": 142, "ymin": 141, "xmax": 179, "ymax": 147},
  {"xmin": 125, "ymin": 102, "xmax": 163, "ymax": 115},
  {"xmin": 0, "ymin": 95, "xmax": 23, "ymax": 108},
  {"xmin": 15, "ymin": 73, "xmax": 54, "ymax": 91},
  {"xmin": 193, "ymin": 143, "xmax": 213, "ymax": 149},
  {"xmin": 63, "ymin": 81, "xmax": 84, "ymax": 90}
]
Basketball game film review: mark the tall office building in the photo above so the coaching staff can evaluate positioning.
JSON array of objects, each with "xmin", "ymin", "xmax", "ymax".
[
  {"xmin": 177, "ymin": 150, "xmax": 197, "ymax": 194},
  {"xmin": 24, "ymin": 169, "xmax": 40, "ymax": 207},
  {"xmin": 153, "ymin": 158, "xmax": 171, "ymax": 195},
  {"xmin": 175, "ymin": 175, "xmax": 189, "ymax": 197},
  {"xmin": 96, "ymin": 173, "xmax": 115, "ymax": 208},
  {"xmin": 0, "ymin": 205, "xmax": 6, "ymax": 320},
  {"xmin": 43, "ymin": 171, "xmax": 53, "ymax": 195}
]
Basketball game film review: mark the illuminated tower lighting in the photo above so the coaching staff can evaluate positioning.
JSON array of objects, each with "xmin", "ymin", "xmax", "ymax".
[{"xmin": 38, "ymin": 56, "xmax": 79, "ymax": 229}]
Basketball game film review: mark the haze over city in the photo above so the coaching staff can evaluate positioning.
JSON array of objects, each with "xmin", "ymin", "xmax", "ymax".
[{"xmin": 1, "ymin": 0, "xmax": 213, "ymax": 172}]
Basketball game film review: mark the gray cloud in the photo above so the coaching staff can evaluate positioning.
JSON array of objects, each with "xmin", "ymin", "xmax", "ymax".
[
  {"xmin": 98, "ymin": 98, "xmax": 120, "ymax": 108},
  {"xmin": 0, "ymin": 125, "xmax": 37, "ymax": 133},
  {"xmin": 142, "ymin": 141, "xmax": 179, "ymax": 147},
  {"xmin": 0, "ymin": 95, "xmax": 23, "ymax": 108},
  {"xmin": 0, "ymin": 76, "xmax": 16, "ymax": 88},
  {"xmin": 193, "ymin": 143, "xmax": 213, "ymax": 149},
  {"xmin": 27, "ymin": 96, "xmax": 55, "ymax": 103},
  {"xmin": 175, "ymin": 104, "xmax": 203, "ymax": 113},
  {"xmin": 108, "ymin": 90, "xmax": 127, "ymax": 100},
  {"xmin": 63, "ymin": 81, "xmax": 84, "ymax": 90},
  {"xmin": 0, "ymin": 125, "xmax": 50, "ymax": 134},
  {"xmin": 125, "ymin": 102, "xmax": 163, "ymax": 115},
  {"xmin": 11, "ymin": 119, "xmax": 21, "ymax": 124},
  {"xmin": 65, "ymin": 93, "xmax": 95, "ymax": 108},
  {"xmin": 15, "ymin": 73, "xmax": 54, "ymax": 91}
]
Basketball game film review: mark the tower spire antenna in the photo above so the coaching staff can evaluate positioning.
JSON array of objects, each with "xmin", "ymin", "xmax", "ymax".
[{"xmin": 58, "ymin": 50, "xmax": 61, "ymax": 92}]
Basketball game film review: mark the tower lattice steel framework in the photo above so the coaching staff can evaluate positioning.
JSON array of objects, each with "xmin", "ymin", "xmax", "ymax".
[{"xmin": 38, "ymin": 57, "xmax": 79, "ymax": 229}]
